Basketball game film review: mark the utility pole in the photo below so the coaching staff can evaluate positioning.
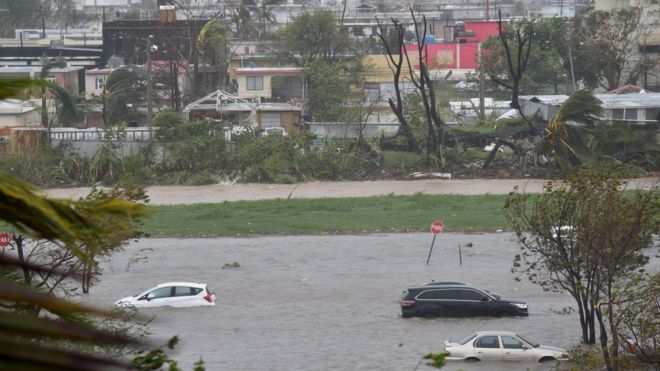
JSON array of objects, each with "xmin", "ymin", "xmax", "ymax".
[
  {"xmin": 146, "ymin": 35, "xmax": 154, "ymax": 125},
  {"xmin": 478, "ymin": 44, "xmax": 485, "ymax": 121},
  {"xmin": 568, "ymin": 46, "xmax": 576, "ymax": 93}
]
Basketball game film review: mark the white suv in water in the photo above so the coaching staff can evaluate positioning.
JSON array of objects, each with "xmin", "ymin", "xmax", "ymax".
[{"xmin": 115, "ymin": 282, "xmax": 216, "ymax": 308}]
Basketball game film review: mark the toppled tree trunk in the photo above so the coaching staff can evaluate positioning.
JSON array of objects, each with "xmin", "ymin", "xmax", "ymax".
[{"xmin": 482, "ymin": 138, "xmax": 521, "ymax": 169}]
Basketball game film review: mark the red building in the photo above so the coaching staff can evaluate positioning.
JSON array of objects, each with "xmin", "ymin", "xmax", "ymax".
[{"xmin": 404, "ymin": 20, "xmax": 500, "ymax": 71}]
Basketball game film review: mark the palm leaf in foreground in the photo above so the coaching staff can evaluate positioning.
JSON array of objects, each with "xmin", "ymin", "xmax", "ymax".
[
  {"xmin": 0, "ymin": 173, "xmax": 147, "ymax": 370},
  {"xmin": 0, "ymin": 173, "xmax": 146, "ymax": 255},
  {"xmin": 0, "ymin": 78, "xmax": 41, "ymax": 100}
]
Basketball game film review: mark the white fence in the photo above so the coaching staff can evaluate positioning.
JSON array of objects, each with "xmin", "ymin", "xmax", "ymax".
[{"xmin": 49, "ymin": 127, "xmax": 157, "ymax": 142}]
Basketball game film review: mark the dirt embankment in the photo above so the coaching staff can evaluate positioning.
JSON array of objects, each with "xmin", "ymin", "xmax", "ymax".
[{"xmin": 45, "ymin": 177, "xmax": 658, "ymax": 205}]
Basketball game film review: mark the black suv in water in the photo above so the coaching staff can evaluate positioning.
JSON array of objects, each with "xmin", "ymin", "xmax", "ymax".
[{"xmin": 399, "ymin": 281, "xmax": 529, "ymax": 318}]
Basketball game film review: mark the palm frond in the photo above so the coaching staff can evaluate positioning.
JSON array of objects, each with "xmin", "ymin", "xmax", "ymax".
[
  {"xmin": 555, "ymin": 89, "xmax": 602, "ymax": 126},
  {"xmin": 544, "ymin": 90, "xmax": 601, "ymax": 170},
  {"xmin": 0, "ymin": 79, "xmax": 147, "ymax": 371},
  {"xmin": 0, "ymin": 78, "xmax": 42, "ymax": 100},
  {"xmin": 0, "ymin": 173, "xmax": 147, "ymax": 255},
  {"xmin": 44, "ymin": 81, "xmax": 79, "ymax": 125},
  {"xmin": 199, "ymin": 20, "xmax": 228, "ymax": 55}
]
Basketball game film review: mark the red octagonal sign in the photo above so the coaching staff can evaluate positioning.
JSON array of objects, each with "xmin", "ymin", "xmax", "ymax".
[
  {"xmin": 431, "ymin": 220, "xmax": 444, "ymax": 235},
  {"xmin": 0, "ymin": 233, "xmax": 10, "ymax": 247}
]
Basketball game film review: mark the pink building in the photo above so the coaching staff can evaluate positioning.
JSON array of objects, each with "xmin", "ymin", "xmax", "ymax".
[{"xmin": 404, "ymin": 21, "xmax": 500, "ymax": 71}]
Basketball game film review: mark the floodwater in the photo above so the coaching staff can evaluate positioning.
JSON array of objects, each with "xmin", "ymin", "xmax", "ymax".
[{"xmin": 86, "ymin": 233, "xmax": 659, "ymax": 371}]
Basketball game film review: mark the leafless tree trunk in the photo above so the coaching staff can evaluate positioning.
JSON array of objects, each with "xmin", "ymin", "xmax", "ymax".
[
  {"xmin": 375, "ymin": 18, "xmax": 421, "ymax": 153},
  {"xmin": 377, "ymin": 8, "xmax": 446, "ymax": 164},
  {"xmin": 404, "ymin": 10, "xmax": 445, "ymax": 161}
]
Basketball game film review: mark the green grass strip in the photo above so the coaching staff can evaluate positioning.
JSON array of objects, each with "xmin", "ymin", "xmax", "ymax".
[{"xmin": 141, "ymin": 194, "xmax": 511, "ymax": 237}]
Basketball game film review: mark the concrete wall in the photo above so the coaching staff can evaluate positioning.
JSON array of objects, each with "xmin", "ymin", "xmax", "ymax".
[
  {"xmin": 309, "ymin": 122, "xmax": 400, "ymax": 140},
  {"xmin": 0, "ymin": 110, "xmax": 41, "ymax": 128},
  {"xmin": 49, "ymin": 127, "xmax": 162, "ymax": 159}
]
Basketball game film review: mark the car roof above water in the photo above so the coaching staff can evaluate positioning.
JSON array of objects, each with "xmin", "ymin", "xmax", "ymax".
[
  {"xmin": 472, "ymin": 331, "xmax": 519, "ymax": 336},
  {"xmin": 407, "ymin": 280, "xmax": 474, "ymax": 291},
  {"xmin": 423, "ymin": 280, "xmax": 469, "ymax": 286},
  {"xmin": 155, "ymin": 282, "xmax": 207, "ymax": 288}
]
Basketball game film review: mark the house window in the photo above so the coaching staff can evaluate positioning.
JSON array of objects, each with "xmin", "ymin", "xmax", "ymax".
[
  {"xmin": 625, "ymin": 109, "xmax": 638, "ymax": 121},
  {"xmin": 612, "ymin": 109, "xmax": 624, "ymax": 120},
  {"xmin": 645, "ymin": 108, "xmax": 659, "ymax": 122},
  {"xmin": 364, "ymin": 83, "xmax": 380, "ymax": 102},
  {"xmin": 95, "ymin": 77, "xmax": 105, "ymax": 90},
  {"xmin": 261, "ymin": 112, "xmax": 281, "ymax": 128},
  {"xmin": 246, "ymin": 75, "xmax": 263, "ymax": 90},
  {"xmin": 244, "ymin": 46, "xmax": 250, "ymax": 55}
]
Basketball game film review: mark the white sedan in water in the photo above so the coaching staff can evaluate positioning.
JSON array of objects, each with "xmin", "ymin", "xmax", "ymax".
[
  {"xmin": 115, "ymin": 282, "xmax": 216, "ymax": 308},
  {"xmin": 444, "ymin": 331, "xmax": 568, "ymax": 363}
]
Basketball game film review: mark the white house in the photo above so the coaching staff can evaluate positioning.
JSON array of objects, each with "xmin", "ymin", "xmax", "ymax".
[
  {"xmin": 234, "ymin": 67, "xmax": 305, "ymax": 101},
  {"xmin": 0, "ymin": 100, "xmax": 41, "ymax": 131},
  {"xmin": 519, "ymin": 93, "xmax": 660, "ymax": 126},
  {"xmin": 84, "ymin": 68, "xmax": 113, "ymax": 98}
]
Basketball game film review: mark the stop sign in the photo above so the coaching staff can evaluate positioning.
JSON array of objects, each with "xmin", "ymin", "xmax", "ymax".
[
  {"xmin": 431, "ymin": 220, "xmax": 444, "ymax": 234},
  {"xmin": 0, "ymin": 233, "xmax": 10, "ymax": 247}
]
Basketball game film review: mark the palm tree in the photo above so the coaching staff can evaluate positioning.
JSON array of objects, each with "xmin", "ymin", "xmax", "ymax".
[
  {"xmin": 198, "ymin": 20, "xmax": 230, "ymax": 91},
  {"xmin": 259, "ymin": 0, "xmax": 284, "ymax": 39},
  {"xmin": 105, "ymin": 67, "xmax": 147, "ymax": 125},
  {"xmin": 542, "ymin": 89, "xmax": 602, "ymax": 170},
  {"xmin": 231, "ymin": 0, "xmax": 259, "ymax": 39},
  {"xmin": 38, "ymin": 60, "xmax": 79, "ymax": 131}
]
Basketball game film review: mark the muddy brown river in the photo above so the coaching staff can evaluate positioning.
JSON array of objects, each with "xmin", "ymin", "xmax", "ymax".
[{"xmin": 86, "ymin": 233, "xmax": 659, "ymax": 370}]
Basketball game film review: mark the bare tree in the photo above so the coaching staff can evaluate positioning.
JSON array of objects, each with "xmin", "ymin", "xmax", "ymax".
[
  {"xmin": 376, "ymin": 8, "xmax": 447, "ymax": 162},
  {"xmin": 402, "ymin": 9, "xmax": 445, "ymax": 161},
  {"xmin": 489, "ymin": 10, "xmax": 533, "ymax": 113},
  {"xmin": 506, "ymin": 163, "xmax": 658, "ymax": 371},
  {"xmin": 375, "ymin": 17, "xmax": 421, "ymax": 152},
  {"xmin": 575, "ymin": 6, "xmax": 657, "ymax": 90}
]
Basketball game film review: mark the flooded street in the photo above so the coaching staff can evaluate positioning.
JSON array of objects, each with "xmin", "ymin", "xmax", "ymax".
[{"xmin": 87, "ymin": 233, "xmax": 659, "ymax": 370}]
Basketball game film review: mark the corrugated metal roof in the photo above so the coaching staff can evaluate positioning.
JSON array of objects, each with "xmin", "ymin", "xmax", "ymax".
[
  {"xmin": 594, "ymin": 93, "xmax": 660, "ymax": 109},
  {"xmin": 0, "ymin": 100, "xmax": 38, "ymax": 114},
  {"xmin": 520, "ymin": 95, "xmax": 569, "ymax": 106},
  {"xmin": 521, "ymin": 93, "xmax": 660, "ymax": 109}
]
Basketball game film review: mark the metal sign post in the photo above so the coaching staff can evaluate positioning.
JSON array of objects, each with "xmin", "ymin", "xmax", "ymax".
[{"xmin": 426, "ymin": 220, "xmax": 444, "ymax": 265}]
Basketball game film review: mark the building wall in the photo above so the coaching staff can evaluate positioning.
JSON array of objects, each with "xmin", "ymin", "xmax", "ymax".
[
  {"xmin": 0, "ymin": 110, "xmax": 41, "ymax": 129},
  {"xmin": 280, "ymin": 111, "xmax": 302, "ymax": 133},
  {"xmin": 403, "ymin": 21, "xmax": 498, "ymax": 70},
  {"xmin": 229, "ymin": 41, "xmax": 260, "ymax": 56},
  {"xmin": 309, "ymin": 122, "xmax": 400, "ymax": 140},
  {"xmin": 84, "ymin": 70, "xmax": 112, "ymax": 97},
  {"xmin": 53, "ymin": 71, "xmax": 80, "ymax": 96},
  {"xmin": 361, "ymin": 55, "xmax": 416, "ymax": 83},
  {"xmin": 237, "ymin": 74, "xmax": 273, "ymax": 99},
  {"xmin": 405, "ymin": 43, "xmax": 481, "ymax": 70}
]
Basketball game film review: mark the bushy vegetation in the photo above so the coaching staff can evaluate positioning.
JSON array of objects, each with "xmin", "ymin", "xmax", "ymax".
[{"xmin": 1, "ymin": 106, "xmax": 657, "ymax": 188}]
